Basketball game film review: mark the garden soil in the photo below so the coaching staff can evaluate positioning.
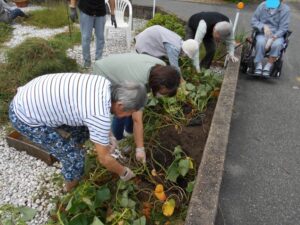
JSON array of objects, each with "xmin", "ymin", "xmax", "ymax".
[{"xmin": 155, "ymin": 101, "xmax": 216, "ymax": 167}]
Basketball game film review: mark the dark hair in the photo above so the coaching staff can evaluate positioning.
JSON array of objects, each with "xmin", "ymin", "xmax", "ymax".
[{"xmin": 148, "ymin": 65, "xmax": 181, "ymax": 97}]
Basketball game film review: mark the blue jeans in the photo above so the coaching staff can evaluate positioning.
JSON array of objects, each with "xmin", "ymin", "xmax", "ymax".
[
  {"xmin": 163, "ymin": 42, "xmax": 181, "ymax": 72},
  {"xmin": 254, "ymin": 34, "xmax": 284, "ymax": 63},
  {"xmin": 9, "ymin": 102, "xmax": 89, "ymax": 181},
  {"xmin": 79, "ymin": 11, "xmax": 106, "ymax": 64},
  {"xmin": 8, "ymin": 8, "xmax": 26, "ymax": 20},
  {"xmin": 112, "ymin": 116, "xmax": 133, "ymax": 141}
]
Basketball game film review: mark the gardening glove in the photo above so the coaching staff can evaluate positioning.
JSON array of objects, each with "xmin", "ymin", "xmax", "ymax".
[
  {"xmin": 135, "ymin": 147, "xmax": 146, "ymax": 164},
  {"xmin": 69, "ymin": 7, "xmax": 78, "ymax": 22},
  {"xmin": 263, "ymin": 24, "xmax": 272, "ymax": 37},
  {"xmin": 120, "ymin": 167, "xmax": 135, "ymax": 181},
  {"xmin": 228, "ymin": 53, "xmax": 239, "ymax": 63},
  {"xmin": 111, "ymin": 14, "xmax": 117, "ymax": 28}
]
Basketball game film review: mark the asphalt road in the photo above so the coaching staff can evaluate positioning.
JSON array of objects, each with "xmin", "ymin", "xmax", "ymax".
[{"xmin": 134, "ymin": 0, "xmax": 300, "ymax": 224}]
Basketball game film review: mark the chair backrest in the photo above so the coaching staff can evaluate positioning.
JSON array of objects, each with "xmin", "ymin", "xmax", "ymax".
[{"xmin": 105, "ymin": 0, "xmax": 132, "ymax": 24}]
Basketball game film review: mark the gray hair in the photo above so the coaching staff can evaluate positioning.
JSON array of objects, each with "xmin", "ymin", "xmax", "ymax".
[
  {"xmin": 214, "ymin": 21, "xmax": 233, "ymax": 39},
  {"xmin": 111, "ymin": 82, "xmax": 148, "ymax": 111}
]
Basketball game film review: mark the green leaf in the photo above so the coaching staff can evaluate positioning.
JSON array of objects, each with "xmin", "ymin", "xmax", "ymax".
[
  {"xmin": 1, "ymin": 219, "xmax": 14, "ymax": 225},
  {"xmin": 66, "ymin": 196, "xmax": 73, "ymax": 211},
  {"xmin": 173, "ymin": 146, "xmax": 183, "ymax": 158},
  {"xmin": 91, "ymin": 216, "xmax": 105, "ymax": 225},
  {"xmin": 127, "ymin": 199, "xmax": 136, "ymax": 209},
  {"xmin": 94, "ymin": 186, "xmax": 111, "ymax": 207},
  {"xmin": 69, "ymin": 214, "xmax": 89, "ymax": 225},
  {"xmin": 178, "ymin": 159, "xmax": 190, "ymax": 177},
  {"xmin": 147, "ymin": 98, "xmax": 159, "ymax": 106},
  {"xmin": 166, "ymin": 160, "xmax": 180, "ymax": 182},
  {"xmin": 19, "ymin": 206, "xmax": 37, "ymax": 221},
  {"xmin": 185, "ymin": 83, "xmax": 195, "ymax": 91},
  {"xmin": 82, "ymin": 197, "xmax": 93, "ymax": 207},
  {"xmin": 186, "ymin": 181, "xmax": 195, "ymax": 193},
  {"xmin": 133, "ymin": 216, "xmax": 146, "ymax": 225}
]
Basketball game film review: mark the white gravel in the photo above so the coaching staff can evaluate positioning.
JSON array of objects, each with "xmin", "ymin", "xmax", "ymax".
[
  {"xmin": 0, "ymin": 5, "xmax": 147, "ymax": 225},
  {"xmin": 0, "ymin": 127, "xmax": 62, "ymax": 225}
]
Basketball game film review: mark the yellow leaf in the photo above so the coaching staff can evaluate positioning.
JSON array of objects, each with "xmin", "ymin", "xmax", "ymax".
[
  {"xmin": 162, "ymin": 199, "xmax": 176, "ymax": 217},
  {"xmin": 187, "ymin": 157, "xmax": 193, "ymax": 169},
  {"xmin": 154, "ymin": 184, "xmax": 167, "ymax": 201}
]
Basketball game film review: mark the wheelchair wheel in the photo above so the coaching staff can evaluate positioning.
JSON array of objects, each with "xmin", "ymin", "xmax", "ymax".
[
  {"xmin": 240, "ymin": 42, "xmax": 252, "ymax": 73},
  {"xmin": 271, "ymin": 60, "xmax": 283, "ymax": 77}
]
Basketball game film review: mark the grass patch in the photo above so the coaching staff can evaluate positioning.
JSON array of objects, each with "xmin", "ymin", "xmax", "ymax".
[
  {"xmin": 0, "ymin": 37, "xmax": 80, "ymax": 123},
  {"xmin": 49, "ymin": 27, "xmax": 82, "ymax": 51},
  {"xmin": 24, "ymin": 2, "xmax": 72, "ymax": 28},
  {"xmin": 0, "ymin": 22, "xmax": 13, "ymax": 47}
]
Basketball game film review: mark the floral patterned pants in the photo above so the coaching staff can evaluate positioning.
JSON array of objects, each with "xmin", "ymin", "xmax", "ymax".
[{"xmin": 9, "ymin": 102, "xmax": 89, "ymax": 181}]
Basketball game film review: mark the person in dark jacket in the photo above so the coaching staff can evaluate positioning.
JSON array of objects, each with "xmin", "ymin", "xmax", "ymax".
[
  {"xmin": 69, "ymin": 0, "xmax": 117, "ymax": 68},
  {"xmin": 185, "ymin": 11, "xmax": 238, "ymax": 70}
]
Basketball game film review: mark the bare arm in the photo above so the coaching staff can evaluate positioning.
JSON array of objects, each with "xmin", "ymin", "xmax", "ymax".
[
  {"xmin": 132, "ymin": 111, "xmax": 144, "ymax": 148},
  {"xmin": 109, "ymin": 0, "xmax": 115, "ymax": 15},
  {"xmin": 94, "ymin": 142, "xmax": 125, "ymax": 176},
  {"xmin": 70, "ymin": 0, "xmax": 77, "ymax": 7}
]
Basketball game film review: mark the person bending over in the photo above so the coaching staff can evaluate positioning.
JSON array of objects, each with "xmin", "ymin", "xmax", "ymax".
[
  {"xmin": 93, "ymin": 53, "xmax": 181, "ymax": 164},
  {"xmin": 185, "ymin": 11, "xmax": 238, "ymax": 71},
  {"xmin": 9, "ymin": 73, "xmax": 147, "ymax": 192}
]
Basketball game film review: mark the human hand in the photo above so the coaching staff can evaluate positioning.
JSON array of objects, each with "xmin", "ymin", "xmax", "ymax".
[
  {"xmin": 120, "ymin": 167, "xmax": 135, "ymax": 181},
  {"xmin": 69, "ymin": 7, "xmax": 78, "ymax": 22},
  {"xmin": 228, "ymin": 54, "xmax": 239, "ymax": 63},
  {"xmin": 263, "ymin": 25, "xmax": 272, "ymax": 37},
  {"xmin": 135, "ymin": 147, "xmax": 146, "ymax": 163},
  {"xmin": 111, "ymin": 14, "xmax": 117, "ymax": 28}
]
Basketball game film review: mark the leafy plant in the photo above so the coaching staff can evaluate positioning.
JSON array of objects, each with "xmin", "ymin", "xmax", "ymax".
[
  {"xmin": 145, "ymin": 13, "xmax": 185, "ymax": 37},
  {"xmin": 0, "ymin": 204, "xmax": 37, "ymax": 225}
]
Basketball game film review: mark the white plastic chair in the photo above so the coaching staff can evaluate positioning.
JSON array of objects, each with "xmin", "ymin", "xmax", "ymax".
[{"xmin": 105, "ymin": 0, "xmax": 133, "ymax": 49}]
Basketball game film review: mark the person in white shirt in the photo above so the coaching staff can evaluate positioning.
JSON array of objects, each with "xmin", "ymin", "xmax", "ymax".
[{"xmin": 9, "ymin": 73, "xmax": 147, "ymax": 192}]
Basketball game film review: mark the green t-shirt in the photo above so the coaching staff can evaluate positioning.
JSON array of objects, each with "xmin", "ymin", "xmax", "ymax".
[{"xmin": 92, "ymin": 53, "xmax": 166, "ymax": 85}]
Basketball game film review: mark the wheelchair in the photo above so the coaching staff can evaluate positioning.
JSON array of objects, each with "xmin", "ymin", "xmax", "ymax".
[{"xmin": 240, "ymin": 29, "xmax": 292, "ymax": 78}]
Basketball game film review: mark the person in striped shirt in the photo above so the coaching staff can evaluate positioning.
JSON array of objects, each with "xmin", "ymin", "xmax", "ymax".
[
  {"xmin": 9, "ymin": 73, "xmax": 147, "ymax": 192},
  {"xmin": 93, "ymin": 53, "xmax": 181, "ymax": 164}
]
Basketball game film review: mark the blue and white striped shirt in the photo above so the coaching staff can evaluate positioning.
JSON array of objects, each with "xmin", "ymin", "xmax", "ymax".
[{"xmin": 13, "ymin": 73, "xmax": 111, "ymax": 145}]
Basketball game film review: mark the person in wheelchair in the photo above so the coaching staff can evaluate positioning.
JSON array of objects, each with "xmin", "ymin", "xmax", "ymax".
[{"xmin": 251, "ymin": 0, "xmax": 290, "ymax": 77}]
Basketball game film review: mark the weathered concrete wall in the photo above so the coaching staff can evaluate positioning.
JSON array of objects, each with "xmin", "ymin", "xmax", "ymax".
[{"xmin": 185, "ymin": 48, "xmax": 241, "ymax": 225}]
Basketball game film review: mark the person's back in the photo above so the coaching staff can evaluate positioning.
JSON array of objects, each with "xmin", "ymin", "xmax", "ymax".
[
  {"xmin": 93, "ymin": 53, "xmax": 166, "ymax": 85},
  {"xmin": 187, "ymin": 12, "xmax": 230, "ymax": 39},
  {"xmin": 135, "ymin": 25, "xmax": 182, "ymax": 58}
]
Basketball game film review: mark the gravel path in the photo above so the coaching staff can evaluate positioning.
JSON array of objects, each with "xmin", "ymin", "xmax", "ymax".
[{"xmin": 0, "ymin": 5, "xmax": 147, "ymax": 225}]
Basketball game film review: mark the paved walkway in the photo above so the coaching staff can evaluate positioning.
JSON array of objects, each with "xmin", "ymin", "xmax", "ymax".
[{"xmin": 133, "ymin": 1, "xmax": 300, "ymax": 224}]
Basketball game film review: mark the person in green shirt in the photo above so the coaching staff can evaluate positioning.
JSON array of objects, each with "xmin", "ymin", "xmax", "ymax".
[{"xmin": 93, "ymin": 53, "xmax": 180, "ymax": 163}]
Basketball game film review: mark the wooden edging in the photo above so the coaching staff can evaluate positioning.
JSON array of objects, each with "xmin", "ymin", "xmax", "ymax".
[{"xmin": 185, "ymin": 48, "xmax": 241, "ymax": 225}]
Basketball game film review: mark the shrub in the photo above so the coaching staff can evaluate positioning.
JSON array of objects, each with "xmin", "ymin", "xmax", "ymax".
[{"xmin": 145, "ymin": 13, "xmax": 185, "ymax": 37}]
